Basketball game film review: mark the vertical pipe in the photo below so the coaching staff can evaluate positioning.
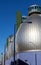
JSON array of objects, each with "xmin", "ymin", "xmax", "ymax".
[
  {"xmin": 4, "ymin": 48, "xmax": 5, "ymax": 65},
  {"xmin": 14, "ymin": 24, "xmax": 15, "ymax": 65},
  {"xmin": 35, "ymin": 53, "xmax": 37, "ymax": 65},
  {"xmin": 4, "ymin": 44, "xmax": 6, "ymax": 65},
  {"xmin": 4, "ymin": 53, "xmax": 5, "ymax": 65}
]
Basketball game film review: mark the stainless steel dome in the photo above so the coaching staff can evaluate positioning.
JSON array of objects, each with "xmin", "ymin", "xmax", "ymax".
[
  {"xmin": 28, "ymin": 4, "xmax": 41, "ymax": 16},
  {"xmin": 15, "ymin": 14, "xmax": 41, "ymax": 52}
]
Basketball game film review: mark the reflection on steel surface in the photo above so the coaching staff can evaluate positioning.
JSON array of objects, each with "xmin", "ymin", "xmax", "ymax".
[{"xmin": 15, "ymin": 14, "xmax": 41, "ymax": 52}]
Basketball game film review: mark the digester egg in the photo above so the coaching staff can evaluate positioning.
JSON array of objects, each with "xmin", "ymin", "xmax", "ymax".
[{"xmin": 15, "ymin": 14, "xmax": 41, "ymax": 52}]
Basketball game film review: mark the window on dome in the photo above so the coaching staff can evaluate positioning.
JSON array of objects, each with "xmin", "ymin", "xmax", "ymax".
[
  {"xmin": 27, "ymin": 21, "xmax": 32, "ymax": 24},
  {"xmin": 28, "ymin": 7, "xmax": 34, "ymax": 12}
]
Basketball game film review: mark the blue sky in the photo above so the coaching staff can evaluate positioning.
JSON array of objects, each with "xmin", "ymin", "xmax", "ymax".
[{"xmin": 0, "ymin": 0, "xmax": 41, "ymax": 56}]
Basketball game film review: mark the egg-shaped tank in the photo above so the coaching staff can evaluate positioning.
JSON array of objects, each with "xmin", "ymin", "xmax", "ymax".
[
  {"xmin": 15, "ymin": 10, "xmax": 41, "ymax": 52},
  {"xmin": 5, "ymin": 35, "xmax": 14, "ymax": 60}
]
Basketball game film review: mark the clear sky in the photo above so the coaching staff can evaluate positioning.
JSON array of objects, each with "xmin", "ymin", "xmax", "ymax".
[{"xmin": 0, "ymin": 0, "xmax": 41, "ymax": 58}]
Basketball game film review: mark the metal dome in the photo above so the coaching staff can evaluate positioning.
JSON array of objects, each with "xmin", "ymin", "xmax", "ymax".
[
  {"xmin": 28, "ymin": 4, "xmax": 41, "ymax": 16},
  {"xmin": 15, "ymin": 14, "xmax": 41, "ymax": 52}
]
